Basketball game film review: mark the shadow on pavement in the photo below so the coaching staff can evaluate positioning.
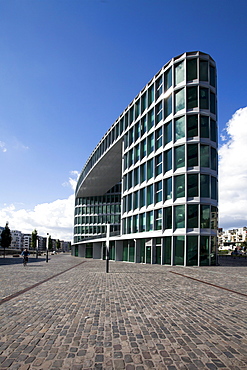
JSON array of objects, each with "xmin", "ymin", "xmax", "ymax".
[{"xmin": 0, "ymin": 257, "xmax": 48, "ymax": 265}]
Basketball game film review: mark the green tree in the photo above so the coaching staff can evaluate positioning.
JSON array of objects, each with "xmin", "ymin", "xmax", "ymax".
[
  {"xmin": 31, "ymin": 229, "xmax": 38, "ymax": 250},
  {"xmin": 48, "ymin": 235, "xmax": 53, "ymax": 251},
  {"xmin": 56, "ymin": 239, "xmax": 61, "ymax": 250},
  {"xmin": 1, "ymin": 222, "xmax": 12, "ymax": 258}
]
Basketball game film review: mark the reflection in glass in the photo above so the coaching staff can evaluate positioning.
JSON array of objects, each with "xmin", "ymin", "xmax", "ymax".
[
  {"xmin": 187, "ymin": 144, "xmax": 198, "ymax": 167},
  {"xmin": 200, "ymin": 145, "xmax": 210, "ymax": 167},
  {"xmin": 174, "ymin": 175, "xmax": 185, "ymax": 199},
  {"xmin": 175, "ymin": 116, "xmax": 185, "ymax": 141},
  {"xmin": 187, "ymin": 86, "xmax": 198, "ymax": 109},
  {"xmin": 165, "ymin": 68, "xmax": 172, "ymax": 91},
  {"xmin": 187, "ymin": 174, "xmax": 198, "ymax": 197},
  {"xmin": 200, "ymin": 174, "xmax": 210, "ymax": 197},
  {"xmin": 175, "ymin": 205, "xmax": 185, "ymax": 228},
  {"xmin": 200, "ymin": 116, "xmax": 209, "ymax": 138},
  {"xmin": 200, "ymin": 205, "xmax": 210, "ymax": 228},
  {"xmin": 164, "ymin": 177, "xmax": 172, "ymax": 200},
  {"xmin": 187, "ymin": 236, "xmax": 198, "ymax": 266},
  {"xmin": 200, "ymin": 88, "xmax": 209, "ymax": 109},
  {"xmin": 187, "ymin": 115, "xmax": 198, "ymax": 137},
  {"xmin": 187, "ymin": 58, "xmax": 197, "ymax": 81},
  {"xmin": 174, "ymin": 236, "xmax": 184, "ymax": 265},
  {"xmin": 187, "ymin": 204, "xmax": 198, "ymax": 228},
  {"xmin": 175, "ymin": 61, "xmax": 184, "ymax": 85},
  {"xmin": 164, "ymin": 121, "xmax": 172, "ymax": 144},
  {"xmin": 174, "ymin": 145, "xmax": 185, "ymax": 169},
  {"xmin": 200, "ymin": 236, "xmax": 209, "ymax": 265},
  {"xmin": 175, "ymin": 89, "xmax": 185, "ymax": 113}
]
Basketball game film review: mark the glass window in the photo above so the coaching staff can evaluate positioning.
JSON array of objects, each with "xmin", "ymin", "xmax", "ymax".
[
  {"xmin": 156, "ymin": 76, "xmax": 163, "ymax": 98},
  {"xmin": 187, "ymin": 86, "xmax": 198, "ymax": 109},
  {"xmin": 133, "ymin": 191, "xmax": 139, "ymax": 210},
  {"xmin": 128, "ymin": 148, "xmax": 134, "ymax": 167},
  {"xmin": 129, "ymin": 127, "xmax": 134, "ymax": 146},
  {"xmin": 174, "ymin": 145, "xmax": 185, "ymax": 169},
  {"xmin": 135, "ymin": 121, "xmax": 140, "ymax": 141},
  {"xmin": 140, "ymin": 138, "xmax": 147, "ymax": 159},
  {"xmin": 210, "ymin": 92, "xmax": 216, "ymax": 114},
  {"xmin": 135, "ymin": 99, "xmax": 140, "ymax": 119},
  {"xmin": 129, "ymin": 106, "xmax": 134, "ymax": 124},
  {"xmin": 155, "ymin": 153, "xmax": 162, "ymax": 177},
  {"xmin": 146, "ymin": 211, "xmax": 154, "ymax": 231},
  {"xmin": 139, "ymin": 213, "xmax": 146, "ymax": 232},
  {"xmin": 164, "ymin": 207, "xmax": 172, "ymax": 229},
  {"xmin": 210, "ymin": 119, "xmax": 217, "ymax": 142},
  {"xmin": 128, "ymin": 171, "xmax": 133, "ymax": 189},
  {"xmin": 174, "ymin": 236, "xmax": 184, "ymax": 265},
  {"xmin": 155, "ymin": 209, "xmax": 162, "ymax": 230},
  {"xmin": 140, "ymin": 188, "xmax": 145, "ymax": 208},
  {"xmin": 127, "ymin": 193, "xmax": 132, "ymax": 212},
  {"xmin": 200, "ymin": 236, "xmax": 209, "ymax": 266},
  {"xmin": 200, "ymin": 116, "xmax": 209, "ymax": 138},
  {"xmin": 199, "ymin": 88, "xmax": 209, "ymax": 109},
  {"xmin": 200, "ymin": 205, "xmax": 210, "ymax": 228},
  {"xmin": 187, "ymin": 58, "xmax": 197, "ymax": 81},
  {"xmin": 164, "ymin": 148, "xmax": 172, "ymax": 172},
  {"xmin": 134, "ymin": 167, "xmax": 139, "ymax": 186},
  {"xmin": 174, "ymin": 174, "xmax": 185, "ymax": 199},
  {"xmin": 175, "ymin": 89, "xmax": 185, "ymax": 113},
  {"xmin": 141, "ymin": 92, "xmax": 147, "ymax": 113},
  {"xmin": 200, "ymin": 174, "xmax": 210, "ymax": 197},
  {"xmin": 163, "ymin": 236, "xmax": 171, "ymax": 264},
  {"xmin": 164, "ymin": 177, "xmax": 172, "ymax": 200},
  {"xmin": 187, "ymin": 236, "xmax": 198, "ymax": 266},
  {"xmin": 140, "ymin": 162, "xmax": 146, "ymax": 183},
  {"xmin": 164, "ymin": 67, "xmax": 172, "ymax": 91},
  {"xmin": 187, "ymin": 144, "xmax": 198, "ymax": 167},
  {"xmin": 175, "ymin": 205, "xmax": 185, "ymax": 228},
  {"xmin": 211, "ymin": 206, "xmax": 218, "ymax": 230},
  {"xmin": 199, "ymin": 60, "xmax": 208, "ymax": 81},
  {"xmin": 164, "ymin": 121, "xmax": 172, "ymax": 144},
  {"xmin": 188, "ymin": 174, "xmax": 198, "ymax": 197},
  {"xmin": 134, "ymin": 144, "xmax": 140, "ymax": 163},
  {"xmin": 156, "ymin": 101, "xmax": 163, "ymax": 124},
  {"xmin": 155, "ymin": 127, "xmax": 163, "ymax": 150},
  {"xmin": 187, "ymin": 115, "xmax": 198, "ymax": 138},
  {"xmin": 175, "ymin": 116, "xmax": 185, "ymax": 141},
  {"xmin": 147, "ymin": 158, "xmax": 154, "ymax": 180},
  {"xmin": 148, "ymin": 84, "xmax": 154, "ymax": 107},
  {"xmin": 147, "ymin": 133, "xmax": 154, "ymax": 155},
  {"xmin": 165, "ymin": 94, "xmax": 172, "ymax": 117},
  {"xmin": 187, "ymin": 204, "xmax": 198, "ymax": 228},
  {"xmin": 155, "ymin": 181, "xmax": 162, "ymax": 203},
  {"xmin": 133, "ymin": 214, "xmax": 139, "ymax": 233},
  {"xmin": 141, "ymin": 116, "xmax": 147, "ymax": 136},
  {"xmin": 147, "ymin": 184, "xmax": 153, "ymax": 206},
  {"xmin": 211, "ymin": 176, "xmax": 217, "ymax": 200},
  {"xmin": 210, "ymin": 65, "xmax": 216, "ymax": 87},
  {"xmin": 148, "ymin": 109, "xmax": 154, "ymax": 131},
  {"xmin": 211, "ymin": 147, "xmax": 217, "ymax": 171},
  {"xmin": 175, "ymin": 61, "xmax": 184, "ymax": 85},
  {"xmin": 200, "ymin": 145, "xmax": 210, "ymax": 167}
]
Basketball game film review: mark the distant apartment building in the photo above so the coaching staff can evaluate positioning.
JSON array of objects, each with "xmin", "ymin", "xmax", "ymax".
[
  {"xmin": 10, "ymin": 230, "xmax": 22, "ymax": 249},
  {"xmin": 72, "ymin": 51, "xmax": 218, "ymax": 266},
  {"xmin": 218, "ymin": 227, "xmax": 247, "ymax": 249}
]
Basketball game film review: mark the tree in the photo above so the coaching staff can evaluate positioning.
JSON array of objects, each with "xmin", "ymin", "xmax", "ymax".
[
  {"xmin": 1, "ymin": 222, "xmax": 12, "ymax": 258},
  {"xmin": 56, "ymin": 239, "xmax": 61, "ymax": 250},
  {"xmin": 48, "ymin": 235, "xmax": 53, "ymax": 251},
  {"xmin": 31, "ymin": 229, "xmax": 38, "ymax": 250}
]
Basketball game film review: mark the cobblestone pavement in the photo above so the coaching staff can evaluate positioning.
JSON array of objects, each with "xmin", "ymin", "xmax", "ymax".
[{"xmin": 0, "ymin": 254, "xmax": 247, "ymax": 370}]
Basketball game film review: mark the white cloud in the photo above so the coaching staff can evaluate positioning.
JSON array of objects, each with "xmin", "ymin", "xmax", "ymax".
[
  {"xmin": 0, "ymin": 171, "xmax": 80, "ymax": 241},
  {"xmin": 0, "ymin": 141, "xmax": 7, "ymax": 152},
  {"xmin": 219, "ymin": 107, "xmax": 247, "ymax": 229}
]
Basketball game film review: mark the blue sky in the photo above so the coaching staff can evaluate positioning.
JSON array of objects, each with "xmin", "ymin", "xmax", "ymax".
[{"xmin": 0, "ymin": 0, "xmax": 247, "ymax": 240}]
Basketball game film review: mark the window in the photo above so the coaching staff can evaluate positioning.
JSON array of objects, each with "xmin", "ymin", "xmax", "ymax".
[
  {"xmin": 129, "ymin": 106, "xmax": 134, "ymax": 124},
  {"xmin": 127, "ymin": 171, "xmax": 133, "ymax": 189},
  {"xmin": 187, "ymin": 236, "xmax": 198, "ymax": 266},
  {"xmin": 210, "ymin": 65, "xmax": 216, "ymax": 87},
  {"xmin": 175, "ymin": 61, "xmax": 184, "ymax": 85},
  {"xmin": 211, "ymin": 147, "xmax": 217, "ymax": 171},
  {"xmin": 210, "ymin": 119, "xmax": 217, "ymax": 142},
  {"xmin": 164, "ymin": 67, "xmax": 172, "ymax": 91},
  {"xmin": 174, "ymin": 145, "xmax": 185, "ymax": 169},
  {"xmin": 163, "ymin": 236, "xmax": 171, "ymax": 264},
  {"xmin": 141, "ymin": 92, "xmax": 147, "ymax": 113},
  {"xmin": 200, "ymin": 205, "xmax": 210, "ymax": 228},
  {"xmin": 175, "ymin": 89, "xmax": 185, "ymax": 113},
  {"xmin": 164, "ymin": 207, "xmax": 172, "ymax": 229},
  {"xmin": 175, "ymin": 205, "xmax": 185, "ymax": 228},
  {"xmin": 211, "ymin": 206, "xmax": 218, "ymax": 230},
  {"xmin": 187, "ymin": 144, "xmax": 198, "ymax": 167},
  {"xmin": 148, "ymin": 109, "xmax": 154, "ymax": 131},
  {"xmin": 187, "ymin": 174, "xmax": 198, "ymax": 197},
  {"xmin": 134, "ymin": 144, "xmax": 140, "ymax": 164},
  {"xmin": 164, "ymin": 148, "xmax": 172, "ymax": 172},
  {"xmin": 146, "ymin": 211, "xmax": 154, "ymax": 231},
  {"xmin": 187, "ymin": 58, "xmax": 197, "ymax": 81},
  {"xmin": 155, "ymin": 209, "xmax": 162, "ymax": 230},
  {"xmin": 187, "ymin": 86, "xmax": 198, "ymax": 109},
  {"xmin": 140, "ymin": 139, "xmax": 147, "ymax": 159},
  {"xmin": 147, "ymin": 184, "xmax": 153, "ymax": 206},
  {"xmin": 133, "ymin": 214, "xmax": 139, "ymax": 233},
  {"xmin": 141, "ymin": 116, "xmax": 147, "ymax": 136},
  {"xmin": 175, "ymin": 116, "xmax": 185, "ymax": 141},
  {"xmin": 155, "ymin": 181, "xmax": 162, "ymax": 203},
  {"xmin": 199, "ymin": 88, "xmax": 209, "ymax": 109},
  {"xmin": 174, "ymin": 236, "xmax": 185, "ymax": 265},
  {"xmin": 156, "ymin": 76, "xmax": 163, "ymax": 98},
  {"xmin": 187, "ymin": 204, "xmax": 198, "ymax": 228},
  {"xmin": 174, "ymin": 175, "xmax": 185, "ymax": 199},
  {"xmin": 127, "ymin": 193, "xmax": 132, "ymax": 212},
  {"xmin": 200, "ymin": 145, "xmax": 210, "ymax": 167},
  {"xmin": 134, "ymin": 121, "xmax": 140, "ymax": 141},
  {"xmin": 187, "ymin": 115, "xmax": 198, "ymax": 137},
  {"xmin": 164, "ymin": 121, "xmax": 172, "ymax": 144},
  {"xmin": 140, "ymin": 162, "xmax": 146, "ymax": 183},
  {"xmin": 147, "ymin": 158, "xmax": 154, "ymax": 180},
  {"xmin": 147, "ymin": 133, "xmax": 154, "ymax": 155},
  {"xmin": 199, "ymin": 60, "xmax": 208, "ymax": 81},
  {"xmin": 155, "ymin": 154, "xmax": 162, "ymax": 177},
  {"xmin": 156, "ymin": 101, "xmax": 163, "ymax": 124},
  {"xmin": 164, "ymin": 177, "xmax": 172, "ymax": 200},
  {"xmin": 135, "ymin": 99, "xmax": 140, "ymax": 119},
  {"xmin": 139, "ymin": 213, "xmax": 146, "ymax": 232},
  {"xmin": 134, "ymin": 167, "xmax": 139, "ymax": 186},
  {"xmin": 200, "ymin": 174, "xmax": 210, "ymax": 197},
  {"xmin": 155, "ymin": 127, "xmax": 163, "ymax": 150},
  {"xmin": 148, "ymin": 84, "xmax": 154, "ymax": 107},
  {"xmin": 200, "ymin": 116, "xmax": 209, "ymax": 138},
  {"xmin": 165, "ymin": 94, "xmax": 172, "ymax": 117},
  {"xmin": 211, "ymin": 177, "xmax": 217, "ymax": 200},
  {"xmin": 210, "ymin": 92, "xmax": 216, "ymax": 114},
  {"xmin": 129, "ymin": 127, "xmax": 134, "ymax": 146},
  {"xmin": 200, "ymin": 236, "xmax": 209, "ymax": 266},
  {"xmin": 140, "ymin": 188, "xmax": 145, "ymax": 208}
]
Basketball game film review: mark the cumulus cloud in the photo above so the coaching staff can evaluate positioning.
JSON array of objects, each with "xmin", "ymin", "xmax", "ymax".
[
  {"xmin": 0, "ymin": 141, "xmax": 7, "ymax": 152},
  {"xmin": 219, "ymin": 107, "xmax": 247, "ymax": 229},
  {"xmin": 0, "ymin": 171, "xmax": 80, "ymax": 241}
]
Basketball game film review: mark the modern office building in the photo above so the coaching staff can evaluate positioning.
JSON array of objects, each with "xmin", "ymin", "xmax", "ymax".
[{"xmin": 72, "ymin": 51, "xmax": 218, "ymax": 266}]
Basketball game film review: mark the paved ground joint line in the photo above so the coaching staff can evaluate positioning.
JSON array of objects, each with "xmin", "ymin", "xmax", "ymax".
[
  {"xmin": 0, "ymin": 260, "xmax": 86, "ymax": 305},
  {"xmin": 169, "ymin": 270, "xmax": 247, "ymax": 297}
]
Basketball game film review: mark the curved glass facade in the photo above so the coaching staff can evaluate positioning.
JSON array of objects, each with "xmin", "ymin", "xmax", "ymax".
[{"xmin": 73, "ymin": 51, "xmax": 218, "ymax": 266}]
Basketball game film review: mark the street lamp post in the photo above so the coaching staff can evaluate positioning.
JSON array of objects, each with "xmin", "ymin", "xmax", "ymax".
[
  {"xmin": 36, "ymin": 235, "xmax": 39, "ymax": 259},
  {"xmin": 106, "ymin": 224, "xmax": 110, "ymax": 273},
  {"xmin": 46, "ymin": 233, "xmax": 49, "ymax": 263}
]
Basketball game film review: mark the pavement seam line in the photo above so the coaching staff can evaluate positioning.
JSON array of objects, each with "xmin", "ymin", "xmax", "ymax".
[
  {"xmin": 0, "ymin": 261, "xmax": 86, "ymax": 305},
  {"xmin": 169, "ymin": 270, "xmax": 247, "ymax": 297}
]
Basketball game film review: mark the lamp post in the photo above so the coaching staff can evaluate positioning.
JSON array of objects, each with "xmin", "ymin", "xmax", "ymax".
[
  {"xmin": 46, "ymin": 233, "xmax": 49, "ymax": 263},
  {"xmin": 106, "ymin": 224, "xmax": 110, "ymax": 273},
  {"xmin": 36, "ymin": 235, "xmax": 39, "ymax": 259}
]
